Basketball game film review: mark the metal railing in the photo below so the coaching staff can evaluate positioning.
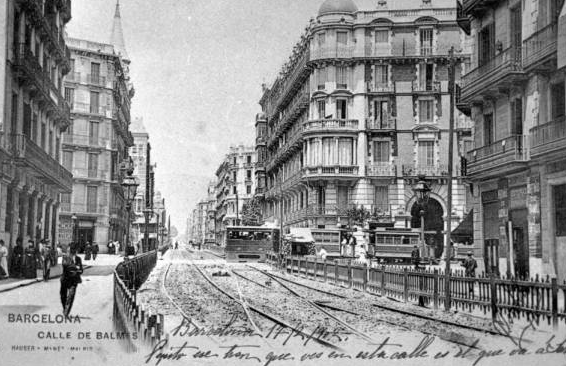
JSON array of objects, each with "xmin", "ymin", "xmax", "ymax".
[
  {"xmin": 71, "ymin": 168, "xmax": 109, "ymax": 180},
  {"xmin": 466, "ymin": 135, "xmax": 528, "ymax": 164},
  {"xmin": 59, "ymin": 202, "xmax": 106, "ymax": 214},
  {"xmin": 366, "ymin": 163, "xmax": 397, "ymax": 177},
  {"xmin": 303, "ymin": 165, "xmax": 359, "ymax": 177},
  {"xmin": 412, "ymin": 80, "xmax": 441, "ymax": 93},
  {"xmin": 365, "ymin": 117, "xmax": 396, "ymax": 130},
  {"xmin": 523, "ymin": 22, "xmax": 557, "ymax": 68},
  {"xmin": 62, "ymin": 134, "xmax": 112, "ymax": 149},
  {"xmin": 402, "ymin": 164, "xmax": 451, "ymax": 177},
  {"xmin": 367, "ymin": 81, "xmax": 395, "ymax": 93},
  {"xmin": 10, "ymin": 134, "xmax": 72, "ymax": 189},
  {"xmin": 311, "ymin": 45, "xmax": 355, "ymax": 60},
  {"xmin": 530, "ymin": 116, "xmax": 566, "ymax": 151},
  {"xmin": 87, "ymin": 74, "xmax": 108, "ymax": 87},
  {"xmin": 461, "ymin": 47, "xmax": 523, "ymax": 90},
  {"xmin": 71, "ymin": 102, "xmax": 111, "ymax": 117}
]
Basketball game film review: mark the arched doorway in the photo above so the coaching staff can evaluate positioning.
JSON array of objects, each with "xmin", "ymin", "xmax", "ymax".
[{"xmin": 411, "ymin": 198, "xmax": 444, "ymax": 258}]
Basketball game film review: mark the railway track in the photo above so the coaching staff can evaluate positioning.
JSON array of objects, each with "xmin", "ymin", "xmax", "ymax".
[{"xmin": 247, "ymin": 265, "xmax": 505, "ymax": 349}]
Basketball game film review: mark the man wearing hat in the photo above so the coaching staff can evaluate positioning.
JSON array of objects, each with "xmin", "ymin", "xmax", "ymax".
[
  {"xmin": 411, "ymin": 245, "xmax": 421, "ymax": 270},
  {"xmin": 463, "ymin": 250, "xmax": 477, "ymax": 294},
  {"xmin": 41, "ymin": 239, "xmax": 52, "ymax": 281}
]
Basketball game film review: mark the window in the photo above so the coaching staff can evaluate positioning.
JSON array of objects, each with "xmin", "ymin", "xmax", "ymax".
[
  {"xmin": 246, "ymin": 185, "xmax": 251, "ymax": 194},
  {"xmin": 336, "ymin": 66, "xmax": 348, "ymax": 89},
  {"xmin": 246, "ymin": 155, "xmax": 251, "ymax": 164},
  {"xmin": 317, "ymin": 100, "xmax": 326, "ymax": 119},
  {"xmin": 40, "ymin": 123, "xmax": 46, "ymax": 148},
  {"xmin": 90, "ymin": 91, "xmax": 99, "ymax": 114},
  {"xmin": 337, "ymin": 31, "xmax": 348, "ymax": 46},
  {"xmin": 374, "ymin": 65, "xmax": 388, "ymax": 88},
  {"xmin": 478, "ymin": 23, "xmax": 495, "ymax": 67},
  {"xmin": 55, "ymin": 137, "xmax": 60, "ymax": 162},
  {"xmin": 419, "ymin": 63, "xmax": 434, "ymax": 90},
  {"xmin": 233, "ymin": 157, "xmax": 237, "ymax": 165},
  {"xmin": 63, "ymin": 151, "xmax": 73, "ymax": 171},
  {"xmin": 419, "ymin": 28, "xmax": 433, "ymax": 55},
  {"xmin": 23, "ymin": 103, "xmax": 31, "ymax": 137},
  {"xmin": 551, "ymin": 82, "xmax": 565, "ymax": 119},
  {"xmin": 246, "ymin": 170, "xmax": 252, "ymax": 180},
  {"xmin": 60, "ymin": 193, "xmax": 71, "ymax": 212},
  {"xmin": 318, "ymin": 32, "xmax": 326, "ymax": 47},
  {"xmin": 88, "ymin": 153, "xmax": 98, "ymax": 178},
  {"xmin": 64, "ymin": 87, "xmax": 74, "ymax": 107},
  {"xmin": 510, "ymin": 98, "xmax": 523, "ymax": 135},
  {"xmin": 555, "ymin": 184, "xmax": 566, "ymax": 236},
  {"xmin": 419, "ymin": 99, "xmax": 434, "ymax": 122},
  {"xmin": 374, "ymin": 100, "xmax": 389, "ymax": 126},
  {"xmin": 418, "ymin": 141, "xmax": 435, "ymax": 166},
  {"xmin": 375, "ymin": 30, "xmax": 388, "ymax": 43},
  {"xmin": 87, "ymin": 186, "xmax": 98, "ymax": 213},
  {"xmin": 374, "ymin": 186, "xmax": 389, "ymax": 211},
  {"xmin": 322, "ymin": 138, "xmax": 333, "ymax": 165},
  {"xmin": 317, "ymin": 67, "xmax": 327, "ymax": 90},
  {"xmin": 233, "ymin": 171, "xmax": 237, "ymax": 181},
  {"xmin": 336, "ymin": 99, "xmax": 347, "ymax": 119},
  {"xmin": 373, "ymin": 141, "xmax": 390, "ymax": 162},
  {"xmin": 90, "ymin": 62, "xmax": 100, "ymax": 84},
  {"xmin": 484, "ymin": 113, "xmax": 494, "ymax": 145},
  {"xmin": 337, "ymin": 186, "xmax": 349, "ymax": 208},
  {"xmin": 31, "ymin": 114, "xmax": 38, "ymax": 142},
  {"xmin": 338, "ymin": 138, "xmax": 353, "ymax": 165},
  {"xmin": 49, "ymin": 130, "xmax": 53, "ymax": 155},
  {"xmin": 233, "ymin": 186, "xmax": 237, "ymax": 194},
  {"xmin": 89, "ymin": 121, "xmax": 99, "ymax": 145}
]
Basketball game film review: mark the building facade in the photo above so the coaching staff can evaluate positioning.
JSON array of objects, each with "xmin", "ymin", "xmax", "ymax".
[
  {"xmin": 457, "ymin": 0, "xmax": 566, "ymax": 280},
  {"xmin": 255, "ymin": 0, "xmax": 473, "ymax": 257},
  {"xmin": 215, "ymin": 145, "xmax": 256, "ymax": 245},
  {"xmin": 59, "ymin": 2, "xmax": 133, "ymax": 250},
  {"xmin": 0, "ymin": 0, "xmax": 73, "ymax": 256}
]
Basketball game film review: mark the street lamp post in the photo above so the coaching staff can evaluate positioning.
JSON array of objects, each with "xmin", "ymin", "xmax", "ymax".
[
  {"xmin": 71, "ymin": 214, "xmax": 78, "ymax": 246},
  {"xmin": 413, "ymin": 175, "xmax": 431, "ymax": 264},
  {"xmin": 121, "ymin": 162, "xmax": 139, "ymax": 257}
]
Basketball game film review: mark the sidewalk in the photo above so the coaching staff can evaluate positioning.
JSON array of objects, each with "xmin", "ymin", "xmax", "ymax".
[{"xmin": 0, "ymin": 254, "xmax": 124, "ymax": 293}]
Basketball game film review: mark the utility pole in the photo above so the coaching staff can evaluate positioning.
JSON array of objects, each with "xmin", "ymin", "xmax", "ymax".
[{"xmin": 445, "ymin": 46, "xmax": 456, "ymax": 311}]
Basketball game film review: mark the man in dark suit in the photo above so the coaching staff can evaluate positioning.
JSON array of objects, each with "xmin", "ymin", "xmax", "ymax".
[{"xmin": 60, "ymin": 247, "xmax": 83, "ymax": 317}]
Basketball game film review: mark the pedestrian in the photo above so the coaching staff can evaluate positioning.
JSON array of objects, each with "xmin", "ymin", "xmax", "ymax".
[
  {"xmin": 91, "ymin": 243, "xmax": 99, "ymax": 260},
  {"xmin": 0, "ymin": 240, "xmax": 9, "ymax": 278},
  {"xmin": 60, "ymin": 247, "xmax": 83, "ymax": 317},
  {"xmin": 318, "ymin": 247, "xmax": 328, "ymax": 261},
  {"xmin": 23, "ymin": 240, "xmax": 37, "ymax": 279},
  {"xmin": 41, "ymin": 240, "xmax": 51, "ymax": 281},
  {"xmin": 84, "ymin": 242, "xmax": 92, "ymax": 261},
  {"xmin": 341, "ymin": 233, "xmax": 349, "ymax": 256},
  {"xmin": 11, "ymin": 238, "xmax": 24, "ymax": 277},
  {"xmin": 175, "ymin": 241, "xmax": 178, "ymax": 250},
  {"xmin": 411, "ymin": 245, "xmax": 421, "ymax": 270},
  {"xmin": 348, "ymin": 233, "xmax": 357, "ymax": 257},
  {"xmin": 107, "ymin": 241, "xmax": 115, "ymax": 255},
  {"xmin": 463, "ymin": 250, "xmax": 477, "ymax": 294}
]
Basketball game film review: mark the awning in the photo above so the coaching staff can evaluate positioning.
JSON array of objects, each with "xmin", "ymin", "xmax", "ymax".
[
  {"xmin": 285, "ymin": 228, "xmax": 314, "ymax": 243},
  {"xmin": 452, "ymin": 209, "xmax": 473, "ymax": 243}
]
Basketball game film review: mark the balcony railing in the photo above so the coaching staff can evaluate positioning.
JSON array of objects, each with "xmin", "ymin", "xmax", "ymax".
[
  {"xmin": 530, "ymin": 117, "xmax": 566, "ymax": 156},
  {"xmin": 365, "ymin": 117, "xmax": 396, "ymax": 130},
  {"xmin": 60, "ymin": 203, "xmax": 106, "ymax": 215},
  {"xmin": 412, "ymin": 80, "xmax": 441, "ymax": 93},
  {"xmin": 71, "ymin": 102, "xmax": 112, "ymax": 117},
  {"xmin": 367, "ymin": 81, "xmax": 395, "ymax": 93},
  {"xmin": 303, "ymin": 119, "xmax": 358, "ymax": 133},
  {"xmin": 366, "ymin": 163, "xmax": 397, "ymax": 177},
  {"xmin": 71, "ymin": 168, "xmax": 108, "ymax": 181},
  {"xmin": 311, "ymin": 46, "xmax": 355, "ymax": 60},
  {"xmin": 402, "ymin": 164, "xmax": 452, "ymax": 177},
  {"xmin": 63, "ymin": 134, "xmax": 112, "ymax": 149},
  {"xmin": 523, "ymin": 22, "xmax": 557, "ymax": 69},
  {"xmin": 87, "ymin": 74, "xmax": 108, "ymax": 87},
  {"xmin": 460, "ymin": 47, "xmax": 523, "ymax": 99},
  {"xmin": 66, "ymin": 72, "xmax": 81, "ymax": 83},
  {"xmin": 302, "ymin": 165, "xmax": 359, "ymax": 178},
  {"xmin": 466, "ymin": 135, "xmax": 528, "ymax": 166},
  {"xmin": 10, "ymin": 134, "xmax": 72, "ymax": 190}
]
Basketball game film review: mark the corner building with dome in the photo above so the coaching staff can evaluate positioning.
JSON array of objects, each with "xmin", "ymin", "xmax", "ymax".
[{"xmin": 254, "ymin": 0, "xmax": 474, "ymax": 261}]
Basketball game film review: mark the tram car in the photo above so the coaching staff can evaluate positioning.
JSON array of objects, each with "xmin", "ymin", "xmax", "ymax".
[
  {"xmin": 366, "ymin": 225, "xmax": 422, "ymax": 264},
  {"xmin": 224, "ymin": 226, "xmax": 280, "ymax": 262}
]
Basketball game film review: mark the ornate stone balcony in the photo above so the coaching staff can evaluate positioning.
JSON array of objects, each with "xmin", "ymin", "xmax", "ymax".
[
  {"xmin": 366, "ymin": 163, "xmax": 397, "ymax": 177},
  {"xmin": 302, "ymin": 165, "xmax": 359, "ymax": 181},
  {"xmin": 402, "ymin": 164, "xmax": 452, "ymax": 177},
  {"xmin": 302, "ymin": 119, "xmax": 358, "ymax": 135},
  {"xmin": 411, "ymin": 80, "xmax": 441, "ymax": 93},
  {"xmin": 11, "ymin": 134, "xmax": 72, "ymax": 191},
  {"xmin": 365, "ymin": 117, "xmax": 396, "ymax": 131},
  {"xmin": 62, "ymin": 134, "xmax": 112, "ymax": 150}
]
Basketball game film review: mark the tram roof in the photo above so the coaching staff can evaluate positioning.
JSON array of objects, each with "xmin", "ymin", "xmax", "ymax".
[{"xmin": 226, "ymin": 226, "xmax": 279, "ymax": 231}]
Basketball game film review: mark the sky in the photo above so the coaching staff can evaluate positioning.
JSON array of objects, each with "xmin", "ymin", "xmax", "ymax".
[{"xmin": 67, "ymin": 0, "xmax": 375, "ymax": 235}]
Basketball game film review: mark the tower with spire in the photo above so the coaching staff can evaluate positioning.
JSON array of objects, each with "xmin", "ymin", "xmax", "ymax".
[{"xmin": 110, "ymin": 0, "xmax": 129, "ymax": 63}]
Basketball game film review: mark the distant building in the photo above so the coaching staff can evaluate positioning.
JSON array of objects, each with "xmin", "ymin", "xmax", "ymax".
[
  {"xmin": 215, "ymin": 145, "xmax": 256, "ymax": 245},
  {"xmin": 0, "ymin": 1, "xmax": 73, "ymax": 252},
  {"xmin": 255, "ymin": 0, "xmax": 472, "ymax": 258},
  {"xmin": 59, "ymin": 1, "xmax": 134, "ymax": 251}
]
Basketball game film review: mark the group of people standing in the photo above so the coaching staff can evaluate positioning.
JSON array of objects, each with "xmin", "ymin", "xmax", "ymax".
[{"xmin": 2, "ymin": 238, "xmax": 59, "ymax": 280}]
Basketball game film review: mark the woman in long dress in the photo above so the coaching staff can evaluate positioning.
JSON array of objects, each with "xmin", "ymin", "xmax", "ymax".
[{"xmin": 0, "ymin": 240, "xmax": 9, "ymax": 278}]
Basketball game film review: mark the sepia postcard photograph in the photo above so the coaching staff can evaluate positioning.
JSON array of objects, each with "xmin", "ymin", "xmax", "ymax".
[{"xmin": 1, "ymin": 0, "xmax": 566, "ymax": 365}]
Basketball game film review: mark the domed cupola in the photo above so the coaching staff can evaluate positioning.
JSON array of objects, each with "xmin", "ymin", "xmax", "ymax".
[{"xmin": 318, "ymin": 0, "xmax": 358, "ymax": 15}]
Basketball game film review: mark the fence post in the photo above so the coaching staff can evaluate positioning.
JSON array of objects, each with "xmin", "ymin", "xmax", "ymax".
[
  {"xmin": 363, "ymin": 263, "xmax": 368, "ymax": 292},
  {"xmin": 314, "ymin": 257, "xmax": 318, "ymax": 281},
  {"xmin": 348, "ymin": 262, "xmax": 353, "ymax": 288},
  {"xmin": 334, "ymin": 260, "xmax": 338, "ymax": 285},
  {"xmin": 490, "ymin": 273, "xmax": 497, "ymax": 322},
  {"xmin": 381, "ymin": 265, "xmax": 386, "ymax": 296},
  {"xmin": 297, "ymin": 256, "xmax": 301, "ymax": 277},
  {"xmin": 438, "ymin": 268, "xmax": 442, "ymax": 308},
  {"xmin": 551, "ymin": 278, "xmax": 558, "ymax": 330},
  {"xmin": 403, "ymin": 268, "xmax": 408, "ymax": 303},
  {"xmin": 323, "ymin": 259, "xmax": 327, "ymax": 282}
]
